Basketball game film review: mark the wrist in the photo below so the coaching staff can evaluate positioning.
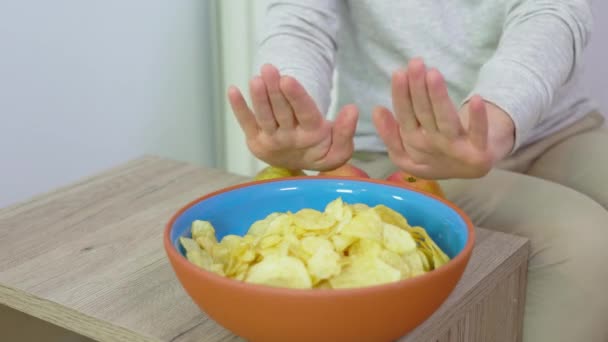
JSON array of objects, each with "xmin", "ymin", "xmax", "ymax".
[
  {"xmin": 485, "ymin": 102, "xmax": 515, "ymax": 162},
  {"xmin": 460, "ymin": 101, "xmax": 515, "ymax": 163}
]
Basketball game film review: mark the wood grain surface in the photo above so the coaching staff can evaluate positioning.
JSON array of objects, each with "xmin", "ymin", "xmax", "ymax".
[{"xmin": 0, "ymin": 156, "xmax": 529, "ymax": 342}]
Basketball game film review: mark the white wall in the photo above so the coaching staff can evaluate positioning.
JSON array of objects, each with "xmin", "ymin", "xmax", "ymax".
[
  {"xmin": 583, "ymin": 1, "xmax": 608, "ymax": 115},
  {"xmin": 0, "ymin": 1, "xmax": 219, "ymax": 208}
]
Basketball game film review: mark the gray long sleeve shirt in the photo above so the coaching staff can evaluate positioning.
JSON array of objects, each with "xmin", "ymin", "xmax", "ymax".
[{"xmin": 255, "ymin": 0, "xmax": 596, "ymax": 153}]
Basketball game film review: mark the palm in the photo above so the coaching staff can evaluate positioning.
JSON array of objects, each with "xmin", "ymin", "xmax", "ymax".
[
  {"xmin": 247, "ymin": 119, "xmax": 333, "ymax": 170},
  {"xmin": 228, "ymin": 64, "xmax": 358, "ymax": 171},
  {"xmin": 373, "ymin": 58, "xmax": 493, "ymax": 179}
]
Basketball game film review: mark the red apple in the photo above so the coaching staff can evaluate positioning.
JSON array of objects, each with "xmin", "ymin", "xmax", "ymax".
[
  {"xmin": 386, "ymin": 171, "xmax": 445, "ymax": 198},
  {"xmin": 317, "ymin": 163, "xmax": 370, "ymax": 178}
]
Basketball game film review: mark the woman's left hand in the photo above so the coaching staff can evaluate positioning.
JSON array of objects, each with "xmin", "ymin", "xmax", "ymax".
[{"xmin": 373, "ymin": 58, "xmax": 515, "ymax": 180}]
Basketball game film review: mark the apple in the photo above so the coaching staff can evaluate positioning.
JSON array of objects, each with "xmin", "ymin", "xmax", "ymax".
[
  {"xmin": 317, "ymin": 163, "xmax": 370, "ymax": 178},
  {"xmin": 386, "ymin": 171, "xmax": 445, "ymax": 198},
  {"xmin": 254, "ymin": 166, "xmax": 307, "ymax": 181}
]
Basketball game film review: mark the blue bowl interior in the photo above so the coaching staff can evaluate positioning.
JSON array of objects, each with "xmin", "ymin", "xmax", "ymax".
[{"xmin": 170, "ymin": 179, "xmax": 469, "ymax": 259}]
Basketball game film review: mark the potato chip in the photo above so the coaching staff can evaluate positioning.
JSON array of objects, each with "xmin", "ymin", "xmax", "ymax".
[
  {"xmin": 293, "ymin": 209, "xmax": 336, "ymax": 231},
  {"xmin": 409, "ymin": 226, "xmax": 450, "ymax": 269},
  {"xmin": 341, "ymin": 209, "xmax": 383, "ymax": 242},
  {"xmin": 382, "ymin": 223, "xmax": 417, "ymax": 255},
  {"xmin": 184, "ymin": 249, "xmax": 212, "ymax": 270},
  {"xmin": 432, "ymin": 248, "xmax": 450, "ymax": 268},
  {"xmin": 248, "ymin": 213, "xmax": 281, "ymax": 237},
  {"xmin": 324, "ymin": 197, "xmax": 346, "ymax": 221},
  {"xmin": 307, "ymin": 244, "xmax": 341, "ymax": 281},
  {"xmin": 329, "ymin": 255, "xmax": 401, "ymax": 289},
  {"xmin": 180, "ymin": 236, "xmax": 202, "ymax": 254},
  {"xmin": 316, "ymin": 280, "xmax": 332, "ymax": 289},
  {"xmin": 373, "ymin": 205, "xmax": 412, "ymax": 231},
  {"xmin": 410, "ymin": 226, "xmax": 438, "ymax": 245},
  {"xmin": 245, "ymin": 255, "xmax": 312, "ymax": 289},
  {"xmin": 179, "ymin": 237, "xmax": 214, "ymax": 270},
  {"xmin": 403, "ymin": 251, "xmax": 425, "ymax": 276},
  {"xmin": 331, "ymin": 234, "xmax": 357, "ymax": 253},
  {"xmin": 279, "ymin": 233, "xmax": 309, "ymax": 260},
  {"xmin": 417, "ymin": 249, "xmax": 431, "ymax": 272},
  {"xmin": 180, "ymin": 197, "xmax": 451, "ymax": 290},
  {"xmin": 379, "ymin": 249, "xmax": 411, "ymax": 279},
  {"xmin": 265, "ymin": 213, "xmax": 293, "ymax": 236},
  {"xmin": 218, "ymin": 234, "xmax": 241, "ymax": 249},
  {"xmin": 259, "ymin": 234, "xmax": 282, "ymax": 249},
  {"xmin": 209, "ymin": 263, "xmax": 226, "ymax": 276},
  {"xmin": 258, "ymin": 244, "xmax": 287, "ymax": 258},
  {"xmin": 301, "ymin": 236, "xmax": 333, "ymax": 254},
  {"xmin": 191, "ymin": 220, "xmax": 217, "ymax": 241},
  {"xmin": 351, "ymin": 203, "xmax": 370, "ymax": 214},
  {"xmin": 191, "ymin": 220, "xmax": 218, "ymax": 253},
  {"xmin": 348, "ymin": 239, "xmax": 383, "ymax": 257},
  {"xmin": 289, "ymin": 244, "xmax": 311, "ymax": 263},
  {"xmin": 324, "ymin": 197, "xmax": 353, "ymax": 234},
  {"xmin": 240, "ymin": 249, "xmax": 256, "ymax": 263},
  {"xmin": 233, "ymin": 270, "xmax": 247, "ymax": 281},
  {"xmin": 224, "ymin": 256, "xmax": 240, "ymax": 276},
  {"xmin": 212, "ymin": 245, "xmax": 230, "ymax": 265}
]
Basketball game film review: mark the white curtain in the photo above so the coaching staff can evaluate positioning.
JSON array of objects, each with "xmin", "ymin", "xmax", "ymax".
[{"xmin": 215, "ymin": 0, "xmax": 269, "ymax": 177}]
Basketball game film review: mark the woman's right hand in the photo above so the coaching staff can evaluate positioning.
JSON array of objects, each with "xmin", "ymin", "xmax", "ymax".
[{"xmin": 227, "ymin": 64, "xmax": 358, "ymax": 172}]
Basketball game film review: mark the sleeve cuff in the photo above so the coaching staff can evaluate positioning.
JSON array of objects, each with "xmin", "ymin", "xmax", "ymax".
[{"xmin": 462, "ymin": 58, "xmax": 550, "ymax": 152}]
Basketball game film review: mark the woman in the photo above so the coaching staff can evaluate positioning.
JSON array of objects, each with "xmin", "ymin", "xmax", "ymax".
[{"xmin": 228, "ymin": 1, "xmax": 608, "ymax": 340}]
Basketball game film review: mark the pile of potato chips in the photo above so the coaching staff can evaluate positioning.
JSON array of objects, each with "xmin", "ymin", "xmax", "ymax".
[{"xmin": 180, "ymin": 197, "xmax": 450, "ymax": 289}]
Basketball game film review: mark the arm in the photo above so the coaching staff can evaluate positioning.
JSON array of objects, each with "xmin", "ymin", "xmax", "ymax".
[
  {"xmin": 255, "ymin": 0, "xmax": 340, "ymax": 115},
  {"xmin": 228, "ymin": 1, "xmax": 358, "ymax": 172},
  {"xmin": 372, "ymin": 1, "xmax": 592, "ymax": 180},
  {"xmin": 465, "ymin": 0, "xmax": 593, "ymax": 153},
  {"xmin": 459, "ymin": 101, "xmax": 515, "ymax": 164}
]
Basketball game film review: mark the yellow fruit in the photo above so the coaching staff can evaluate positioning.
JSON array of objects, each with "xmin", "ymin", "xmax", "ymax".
[{"xmin": 254, "ymin": 166, "xmax": 306, "ymax": 180}]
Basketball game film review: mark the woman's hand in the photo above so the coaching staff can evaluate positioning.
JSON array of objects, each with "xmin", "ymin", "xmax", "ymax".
[
  {"xmin": 373, "ymin": 58, "xmax": 515, "ymax": 180},
  {"xmin": 228, "ymin": 64, "xmax": 358, "ymax": 172}
]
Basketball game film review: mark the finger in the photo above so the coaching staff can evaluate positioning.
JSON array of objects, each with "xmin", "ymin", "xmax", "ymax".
[
  {"xmin": 373, "ymin": 106, "xmax": 435, "ymax": 164},
  {"xmin": 261, "ymin": 64, "xmax": 295, "ymax": 128},
  {"xmin": 407, "ymin": 58, "xmax": 438, "ymax": 132},
  {"xmin": 372, "ymin": 107, "xmax": 434, "ymax": 175},
  {"xmin": 250, "ymin": 76, "xmax": 278, "ymax": 133},
  {"xmin": 467, "ymin": 95, "xmax": 489, "ymax": 149},
  {"xmin": 372, "ymin": 106, "xmax": 405, "ymax": 153},
  {"xmin": 392, "ymin": 69, "xmax": 418, "ymax": 132},
  {"xmin": 280, "ymin": 76, "xmax": 323, "ymax": 130},
  {"xmin": 332, "ymin": 104, "xmax": 358, "ymax": 144},
  {"xmin": 227, "ymin": 85, "xmax": 259, "ymax": 139},
  {"xmin": 426, "ymin": 69, "xmax": 464, "ymax": 138},
  {"xmin": 322, "ymin": 104, "xmax": 359, "ymax": 168}
]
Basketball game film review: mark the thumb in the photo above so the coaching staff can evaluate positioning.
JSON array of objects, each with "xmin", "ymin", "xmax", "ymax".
[
  {"xmin": 467, "ymin": 95, "xmax": 489, "ymax": 150},
  {"xmin": 320, "ymin": 104, "xmax": 359, "ymax": 169},
  {"xmin": 372, "ymin": 106, "xmax": 405, "ymax": 153},
  {"xmin": 332, "ymin": 104, "xmax": 359, "ymax": 147}
]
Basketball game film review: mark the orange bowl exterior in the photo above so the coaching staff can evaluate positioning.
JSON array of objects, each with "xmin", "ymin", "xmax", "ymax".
[{"xmin": 163, "ymin": 178, "xmax": 475, "ymax": 342}]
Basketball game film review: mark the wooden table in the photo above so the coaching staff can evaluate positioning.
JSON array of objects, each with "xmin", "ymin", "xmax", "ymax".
[{"xmin": 0, "ymin": 156, "xmax": 529, "ymax": 342}]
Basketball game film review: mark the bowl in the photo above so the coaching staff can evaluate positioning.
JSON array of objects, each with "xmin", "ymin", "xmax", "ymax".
[{"xmin": 164, "ymin": 177, "xmax": 475, "ymax": 342}]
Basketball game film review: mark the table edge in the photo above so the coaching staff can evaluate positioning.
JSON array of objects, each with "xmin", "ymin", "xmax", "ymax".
[
  {"xmin": 402, "ymin": 236, "xmax": 530, "ymax": 340},
  {"xmin": 0, "ymin": 283, "xmax": 158, "ymax": 342}
]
